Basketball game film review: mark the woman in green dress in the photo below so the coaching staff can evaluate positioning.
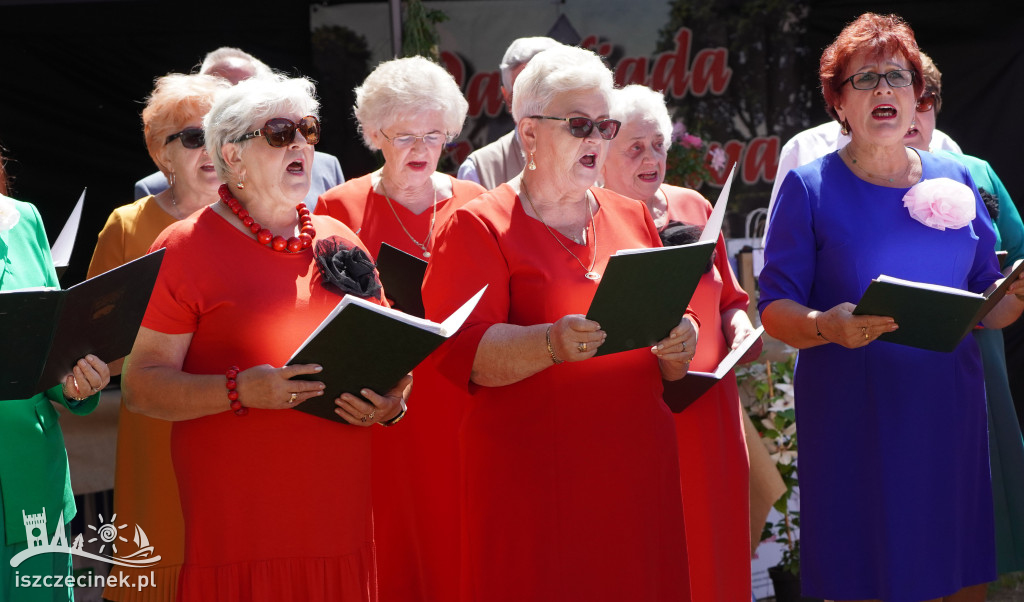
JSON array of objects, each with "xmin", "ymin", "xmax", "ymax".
[{"xmin": 0, "ymin": 153, "xmax": 110, "ymax": 601}]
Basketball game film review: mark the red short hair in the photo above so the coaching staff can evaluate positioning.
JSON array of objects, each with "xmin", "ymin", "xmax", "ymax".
[{"xmin": 819, "ymin": 13, "xmax": 924, "ymax": 121}]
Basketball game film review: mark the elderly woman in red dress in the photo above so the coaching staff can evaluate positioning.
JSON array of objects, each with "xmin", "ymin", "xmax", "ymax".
[
  {"xmin": 601, "ymin": 83, "xmax": 763, "ymax": 602},
  {"xmin": 123, "ymin": 74, "xmax": 406, "ymax": 602},
  {"xmin": 422, "ymin": 46, "xmax": 696, "ymax": 601},
  {"xmin": 315, "ymin": 55, "xmax": 484, "ymax": 602}
]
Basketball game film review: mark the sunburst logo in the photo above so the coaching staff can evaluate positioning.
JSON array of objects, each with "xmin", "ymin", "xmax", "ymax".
[
  {"xmin": 10, "ymin": 509, "xmax": 161, "ymax": 569},
  {"xmin": 87, "ymin": 514, "xmax": 129, "ymax": 555}
]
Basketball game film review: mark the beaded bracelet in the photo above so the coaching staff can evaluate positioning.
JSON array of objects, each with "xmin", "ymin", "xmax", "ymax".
[
  {"xmin": 225, "ymin": 365, "xmax": 248, "ymax": 416},
  {"xmin": 545, "ymin": 326, "xmax": 564, "ymax": 365}
]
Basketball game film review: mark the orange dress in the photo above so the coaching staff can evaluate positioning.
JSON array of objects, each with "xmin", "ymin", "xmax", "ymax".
[
  {"xmin": 143, "ymin": 209, "xmax": 380, "ymax": 602},
  {"xmin": 87, "ymin": 196, "xmax": 181, "ymax": 602},
  {"xmin": 422, "ymin": 184, "xmax": 692, "ymax": 602},
  {"xmin": 316, "ymin": 173, "xmax": 485, "ymax": 602},
  {"xmin": 661, "ymin": 185, "xmax": 752, "ymax": 602}
]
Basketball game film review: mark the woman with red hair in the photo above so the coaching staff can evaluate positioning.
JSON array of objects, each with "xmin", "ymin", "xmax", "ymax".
[{"xmin": 760, "ymin": 13, "xmax": 1024, "ymax": 602}]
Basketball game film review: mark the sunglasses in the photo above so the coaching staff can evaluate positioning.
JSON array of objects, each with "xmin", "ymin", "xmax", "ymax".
[
  {"xmin": 530, "ymin": 115, "xmax": 621, "ymax": 140},
  {"xmin": 379, "ymin": 129, "xmax": 449, "ymax": 150},
  {"xmin": 916, "ymin": 93, "xmax": 938, "ymax": 113},
  {"xmin": 232, "ymin": 115, "xmax": 321, "ymax": 147},
  {"xmin": 165, "ymin": 127, "xmax": 205, "ymax": 149},
  {"xmin": 843, "ymin": 69, "xmax": 915, "ymax": 90}
]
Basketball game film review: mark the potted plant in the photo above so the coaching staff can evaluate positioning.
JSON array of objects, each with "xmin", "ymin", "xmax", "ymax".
[
  {"xmin": 664, "ymin": 121, "xmax": 727, "ymax": 191},
  {"xmin": 739, "ymin": 354, "xmax": 821, "ymax": 602}
]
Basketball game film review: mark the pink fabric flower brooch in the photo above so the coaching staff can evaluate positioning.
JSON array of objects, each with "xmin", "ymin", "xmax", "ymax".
[{"xmin": 902, "ymin": 178, "xmax": 976, "ymax": 231}]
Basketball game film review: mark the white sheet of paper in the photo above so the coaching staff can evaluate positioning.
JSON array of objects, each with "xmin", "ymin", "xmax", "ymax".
[
  {"xmin": 51, "ymin": 188, "xmax": 85, "ymax": 269},
  {"xmin": 699, "ymin": 164, "xmax": 736, "ymax": 243}
]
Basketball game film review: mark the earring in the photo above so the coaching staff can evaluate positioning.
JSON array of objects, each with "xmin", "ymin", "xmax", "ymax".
[
  {"xmin": 527, "ymin": 153, "xmax": 537, "ymax": 171},
  {"xmin": 840, "ymin": 120, "xmax": 850, "ymax": 136},
  {"xmin": 236, "ymin": 175, "xmax": 245, "ymax": 190}
]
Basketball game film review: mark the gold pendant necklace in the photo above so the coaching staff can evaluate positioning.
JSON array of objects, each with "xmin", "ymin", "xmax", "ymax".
[
  {"xmin": 380, "ymin": 178, "xmax": 437, "ymax": 258},
  {"xmin": 521, "ymin": 178, "xmax": 600, "ymax": 280}
]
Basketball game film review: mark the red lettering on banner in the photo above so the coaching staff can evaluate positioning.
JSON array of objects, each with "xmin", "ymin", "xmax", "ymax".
[
  {"xmin": 707, "ymin": 137, "xmax": 780, "ymax": 186},
  {"xmin": 615, "ymin": 56, "xmax": 648, "ymax": 86},
  {"xmin": 689, "ymin": 48, "xmax": 731, "ymax": 96},
  {"xmin": 440, "ymin": 51, "xmax": 465, "ymax": 88},
  {"xmin": 744, "ymin": 137, "xmax": 780, "ymax": 183},
  {"xmin": 466, "ymin": 71, "xmax": 504, "ymax": 118},
  {"xmin": 649, "ymin": 29, "xmax": 692, "ymax": 96}
]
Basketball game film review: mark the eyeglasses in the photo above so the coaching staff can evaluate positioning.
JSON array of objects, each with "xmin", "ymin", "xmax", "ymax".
[
  {"xmin": 529, "ymin": 115, "xmax": 621, "ymax": 140},
  {"xmin": 379, "ymin": 129, "xmax": 449, "ymax": 149},
  {"xmin": 165, "ymin": 127, "xmax": 205, "ymax": 149},
  {"xmin": 233, "ymin": 116, "xmax": 320, "ymax": 147},
  {"xmin": 843, "ymin": 69, "xmax": 915, "ymax": 90},
  {"xmin": 916, "ymin": 92, "xmax": 938, "ymax": 113}
]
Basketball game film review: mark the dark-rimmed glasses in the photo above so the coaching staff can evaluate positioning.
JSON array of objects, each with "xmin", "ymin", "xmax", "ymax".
[
  {"xmin": 232, "ymin": 116, "xmax": 320, "ymax": 147},
  {"xmin": 916, "ymin": 92, "xmax": 938, "ymax": 113},
  {"xmin": 165, "ymin": 128, "xmax": 205, "ymax": 149},
  {"xmin": 529, "ymin": 115, "xmax": 621, "ymax": 140},
  {"xmin": 843, "ymin": 69, "xmax": 915, "ymax": 90},
  {"xmin": 378, "ymin": 129, "xmax": 449, "ymax": 149}
]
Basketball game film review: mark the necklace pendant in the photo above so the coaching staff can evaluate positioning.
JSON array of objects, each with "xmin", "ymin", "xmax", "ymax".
[
  {"xmin": 422, "ymin": 250, "xmax": 431, "ymax": 258},
  {"xmin": 585, "ymin": 271, "xmax": 601, "ymax": 281}
]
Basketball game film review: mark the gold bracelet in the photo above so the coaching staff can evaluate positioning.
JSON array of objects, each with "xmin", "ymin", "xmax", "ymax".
[
  {"xmin": 546, "ymin": 325, "xmax": 564, "ymax": 364},
  {"xmin": 382, "ymin": 402, "xmax": 407, "ymax": 427}
]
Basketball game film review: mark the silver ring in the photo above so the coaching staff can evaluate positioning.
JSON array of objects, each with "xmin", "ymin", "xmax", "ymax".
[
  {"xmin": 368, "ymin": 410, "xmax": 376, "ymax": 422},
  {"xmin": 288, "ymin": 393, "xmax": 298, "ymax": 404}
]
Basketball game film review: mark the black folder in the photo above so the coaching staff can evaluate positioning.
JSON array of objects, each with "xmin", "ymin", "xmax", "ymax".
[{"xmin": 0, "ymin": 249, "xmax": 165, "ymax": 399}]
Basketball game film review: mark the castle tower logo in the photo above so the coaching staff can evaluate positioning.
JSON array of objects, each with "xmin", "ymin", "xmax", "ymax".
[{"xmin": 9, "ymin": 509, "xmax": 161, "ymax": 569}]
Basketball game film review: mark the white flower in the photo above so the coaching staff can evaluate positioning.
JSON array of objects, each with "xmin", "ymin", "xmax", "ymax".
[{"xmin": 0, "ymin": 195, "xmax": 20, "ymax": 233}]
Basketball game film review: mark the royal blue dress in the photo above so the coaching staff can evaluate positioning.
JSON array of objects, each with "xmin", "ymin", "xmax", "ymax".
[{"xmin": 758, "ymin": 149, "xmax": 1000, "ymax": 602}]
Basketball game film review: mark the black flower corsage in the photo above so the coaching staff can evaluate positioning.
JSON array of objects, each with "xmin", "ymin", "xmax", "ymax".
[
  {"xmin": 314, "ymin": 236, "xmax": 383, "ymax": 300},
  {"xmin": 659, "ymin": 220, "xmax": 715, "ymax": 274}
]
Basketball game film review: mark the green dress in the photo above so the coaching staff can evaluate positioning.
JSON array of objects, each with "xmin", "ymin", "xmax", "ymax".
[
  {"xmin": 939, "ymin": 150, "xmax": 1024, "ymax": 574},
  {"xmin": 0, "ymin": 196, "xmax": 99, "ymax": 601}
]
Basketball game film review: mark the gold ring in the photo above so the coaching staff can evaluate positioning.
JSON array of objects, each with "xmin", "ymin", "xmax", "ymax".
[
  {"xmin": 360, "ymin": 414, "xmax": 368, "ymax": 423},
  {"xmin": 864, "ymin": 332, "xmax": 870, "ymax": 340},
  {"xmin": 288, "ymin": 393, "xmax": 298, "ymax": 404},
  {"xmin": 578, "ymin": 342, "xmax": 587, "ymax": 353}
]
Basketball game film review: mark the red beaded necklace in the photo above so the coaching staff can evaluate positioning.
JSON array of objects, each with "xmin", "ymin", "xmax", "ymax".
[{"xmin": 218, "ymin": 184, "xmax": 315, "ymax": 253}]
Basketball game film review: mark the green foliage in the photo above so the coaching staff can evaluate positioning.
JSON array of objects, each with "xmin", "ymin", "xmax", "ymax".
[
  {"xmin": 739, "ymin": 353, "xmax": 801, "ymax": 574},
  {"xmin": 402, "ymin": 0, "xmax": 448, "ymax": 62}
]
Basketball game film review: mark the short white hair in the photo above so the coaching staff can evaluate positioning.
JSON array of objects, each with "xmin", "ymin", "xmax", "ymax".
[
  {"xmin": 353, "ymin": 56, "xmax": 468, "ymax": 151},
  {"xmin": 198, "ymin": 47, "xmax": 273, "ymax": 80},
  {"xmin": 499, "ymin": 37, "xmax": 561, "ymax": 90},
  {"xmin": 204, "ymin": 74, "xmax": 319, "ymax": 181},
  {"xmin": 609, "ymin": 85, "xmax": 674, "ymax": 147},
  {"xmin": 511, "ymin": 46, "xmax": 614, "ymax": 124}
]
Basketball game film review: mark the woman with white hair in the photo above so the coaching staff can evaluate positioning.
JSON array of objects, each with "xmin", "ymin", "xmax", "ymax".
[
  {"xmin": 316, "ymin": 55, "xmax": 483, "ymax": 602},
  {"xmin": 123, "ymin": 74, "xmax": 407, "ymax": 601},
  {"xmin": 602, "ymin": 84, "xmax": 762, "ymax": 602},
  {"xmin": 87, "ymin": 72, "xmax": 228, "ymax": 602},
  {"xmin": 422, "ymin": 47, "xmax": 695, "ymax": 600}
]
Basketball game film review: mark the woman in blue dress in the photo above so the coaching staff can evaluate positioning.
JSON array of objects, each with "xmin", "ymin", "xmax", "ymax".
[{"xmin": 759, "ymin": 13, "xmax": 1024, "ymax": 602}]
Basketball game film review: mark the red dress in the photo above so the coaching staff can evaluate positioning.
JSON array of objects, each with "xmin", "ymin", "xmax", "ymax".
[
  {"xmin": 422, "ymin": 184, "xmax": 692, "ymax": 602},
  {"xmin": 316, "ymin": 173, "xmax": 485, "ymax": 602},
  {"xmin": 143, "ymin": 208, "xmax": 380, "ymax": 602},
  {"xmin": 663, "ymin": 184, "xmax": 752, "ymax": 602}
]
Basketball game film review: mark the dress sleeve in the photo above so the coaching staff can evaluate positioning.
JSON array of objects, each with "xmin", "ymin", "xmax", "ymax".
[
  {"xmin": 422, "ymin": 208, "xmax": 510, "ymax": 391},
  {"xmin": 989, "ymin": 163, "xmax": 1024, "ymax": 264},
  {"xmin": 962, "ymin": 167, "xmax": 1002, "ymax": 294},
  {"xmin": 141, "ymin": 232, "xmax": 201, "ymax": 335},
  {"xmin": 44, "ymin": 383, "xmax": 99, "ymax": 415},
  {"xmin": 758, "ymin": 169, "xmax": 817, "ymax": 314},
  {"xmin": 87, "ymin": 209, "xmax": 127, "ymax": 279}
]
